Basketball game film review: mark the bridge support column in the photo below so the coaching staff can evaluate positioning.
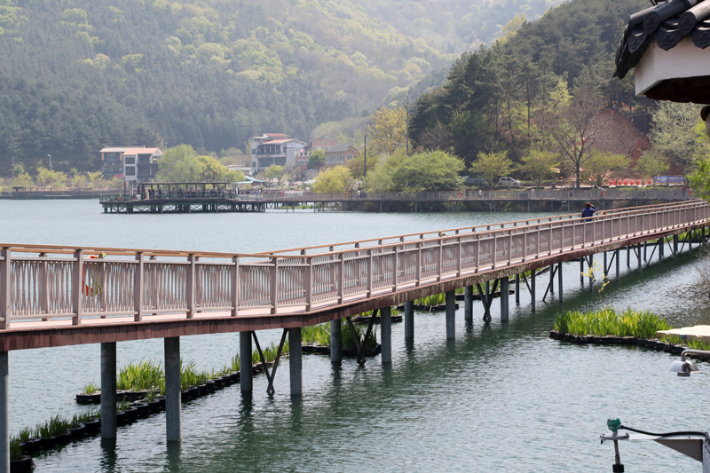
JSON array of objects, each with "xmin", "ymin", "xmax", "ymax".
[
  {"xmin": 289, "ymin": 328, "xmax": 302, "ymax": 396},
  {"xmin": 464, "ymin": 287, "xmax": 473, "ymax": 323},
  {"xmin": 616, "ymin": 249, "xmax": 620, "ymax": 282},
  {"xmin": 603, "ymin": 252, "xmax": 608, "ymax": 278},
  {"xmin": 404, "ymin": 301, "xmax": 414, "ymax": 338},
  {"xmin": 637, "ymin": 244, "xmax": 642, "ymax": 273},
  {"xmin": 240, "ymin": 331, "xmax": 253, "ymax": 392},
  {"xmin": 500, "ymin": 278, "xmax": 509, "ymax": 322},
  {"xmin": 644, "ymin": 241, "xmax": 648, "ymax": 262},
  {"xmin": 0, "ymin": 351, "xmax": 8, "ymax": 473},
  {"xmin": 515, "ymin": 274, "xmax": 520, "ymax": 304},
  {"xmin": 381, "ymin": 307, "xmax": 392, "ymax": 363},
  {"xmin": 445, "ymin": 290, "xmax": 455, "ymax": 339},
  {"xmin": 165, "ymin": 337, "xmax": 181, "ymax": 442},
  {"xmin": 101, "ymin": 342, "xmax": 117, "ymax": 440},
  {"xmin": 627, "ymin": 246, "xmax": 631, "ymax": 267},
  {"xmin": 588, "ymin": 255, "xmax": 593, "ymax": 291},
  {"xmin": 330, "ymin": 319, "xmax": 343, "ymax": 363},
  {"xmin": 579, "ymin": 258, "xmax": 584, "ymax": 285},
  {"xmin": 674, "ymin": 235, "xmax": 679, "ymax": 257},
  {"xmin": 549, "ymin": 265, "xmax": 554, "ymax": 294},
  {"xmin": 531, "ymin": 270, "xmax": 536, "ymax": 312},
  {"xmin": 557, "ymin": 262, "xmax": 563, "ymax": 302}
]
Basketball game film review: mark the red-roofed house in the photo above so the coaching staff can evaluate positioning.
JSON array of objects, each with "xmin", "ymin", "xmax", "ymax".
[{"xmin": 121, "ymin": 147, "xmax": 162, "ymax": 182}]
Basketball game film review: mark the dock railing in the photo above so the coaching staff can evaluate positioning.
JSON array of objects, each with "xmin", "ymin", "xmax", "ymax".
[{"xmin": 1, "ymin": 200, "xmax": 707, "ymax": 328}]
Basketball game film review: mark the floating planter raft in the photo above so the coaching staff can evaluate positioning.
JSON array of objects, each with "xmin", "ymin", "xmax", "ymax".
[{"xmin": 352, "ymin": 315, "xmax": 403, "ymax": 324}]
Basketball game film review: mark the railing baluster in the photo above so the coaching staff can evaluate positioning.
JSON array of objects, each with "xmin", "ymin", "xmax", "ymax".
[
  {"xmin": 271, "ymin": 257, "xmax": 279, "ymax": 314},
  {"xmin": 71, "ymin": 249, "xmax": 84, "ymax": 326},
  {"xmin": 134, "ymin": 252, "xmax": 144, "ymax": 322},
  {"xmin": 231, "ymin": 256, "xmax": 239, "ymax": 316},
  {"xmin": 186, "ymin": 254, "xmax": 196, "ymax": 318},
  {"xmin": 0, "ymin": 248, "xmax": 10, "ymax": 329}
]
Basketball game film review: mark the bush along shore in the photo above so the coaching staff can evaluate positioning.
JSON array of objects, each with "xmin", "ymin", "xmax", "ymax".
[{"xmin": 549, "ymin": 308, "xmax": 710, "ymax": 358}]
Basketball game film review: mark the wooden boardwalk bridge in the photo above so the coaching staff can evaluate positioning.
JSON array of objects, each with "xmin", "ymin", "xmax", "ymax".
[
  {"xmin": 100, "ymin": 188, "xmax": 694, "ymax": 213},
  {"xmin": 0, "ymin": 200, "xmax": 708, "ymax": 471}
]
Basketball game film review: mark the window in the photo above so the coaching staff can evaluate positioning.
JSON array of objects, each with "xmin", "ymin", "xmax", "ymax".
[
  {"xmin": 125, "ymin": 166, "xmax": 136, "ymax": 176},
  {"xmin": 347, "ymin": 154, "xmax": 353, "ymax": 160},
  {"xmin": 124, "ymin": 157, "xmax": 136, "ymax": 165},
  {"xmin": 276, "ymin": 145, "xmax": 281, "ymax": 154}
]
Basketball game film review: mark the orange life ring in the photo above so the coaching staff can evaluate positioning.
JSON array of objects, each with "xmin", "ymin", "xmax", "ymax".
[
  {"xmin": 457, "ymin": 191, "xmax": 462, "ymax": 198},
  {"xmin": 83, "ymin": 255, "xmax": 102, "ymax": 297},
  {"xmin": 345, "ymin": 192, "xmax": 350, "ymax": 198},
  {"xmin": 602, "ymin": 190, "xmax": 606, "ymax": 197}
]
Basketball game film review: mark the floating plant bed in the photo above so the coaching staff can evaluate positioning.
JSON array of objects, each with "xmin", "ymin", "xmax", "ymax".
[
  {"xmin": 396, "ymin": 303, "xmax": 460, "ymax": 312},
  {"xmin": 352, "ymin": 315, "xmax": 403, "ymax": 324},
  {"xmin": 548, "ymin": 331, "xmax": 710, "ymax": 358},
  {"xmin": 301, "ymin": 343, "xmax": 381, "ymax": 357},
  {"xmin": 454, "ymin": 290, "xmax": 515, "ymax": 301}
]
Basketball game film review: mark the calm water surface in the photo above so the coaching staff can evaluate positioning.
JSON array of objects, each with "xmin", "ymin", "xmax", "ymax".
[{"xmin": 1, "ymin": 200, "xmax": 709, "ymax": 472}]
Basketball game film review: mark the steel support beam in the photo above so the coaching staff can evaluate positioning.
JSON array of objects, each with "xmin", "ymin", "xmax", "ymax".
[
  {"xmin": 515, "ymin": 274, "xmax": 520, "ymax": 304},
  {"xmin": 381, "ymin": 307, "xmax": 392, "ymax": 363},
  {"xmin": 240, "ymin": 331, "xmax": 253, "ymax": 392},
  {"xmin": 464, "ymin": 287, "xmax": 473, "ymax": 323},
  {"xmin": 101, "ymin": 342, "xmax": 117, "ymax": 440},
  {"xmin": 404, "ymin": 301, "xmax": 414, "ymax": 339},
  {"xmin": 331, "ymin": 319, "xmax": 343, "ymax": 362},
  {"xmin": 557, "ymin": 262, "xmax": 563, "ymax": 303},
  {"xmin": 165, "ymin": 337, "xmax": 181, "ymax": 442},
  {"xmin": 500, "ymin": 278, "xmax": 509, "ymax": 322},
  {"xmin": 445, "ymin": 290, "xmax": 455, "ymax": 339},
  {"xmin": 288, "ymin": 328, "xmax": 302, "ymax": 396}
]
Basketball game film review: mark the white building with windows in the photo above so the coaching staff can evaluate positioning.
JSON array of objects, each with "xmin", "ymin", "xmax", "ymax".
[{"xmin": 250, "ymin": 133, "xmax": 306, "ymax": 173}]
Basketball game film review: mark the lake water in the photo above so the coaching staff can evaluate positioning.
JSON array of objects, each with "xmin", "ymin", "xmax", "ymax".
[{"xmin": 2, "ymin": 200, "xmax": 709, "ymax": 472}]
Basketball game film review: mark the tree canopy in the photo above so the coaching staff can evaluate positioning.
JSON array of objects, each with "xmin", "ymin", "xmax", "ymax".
[{"xmin": 390, "ymin": 150, "xmax": 464, "ymax": 192}]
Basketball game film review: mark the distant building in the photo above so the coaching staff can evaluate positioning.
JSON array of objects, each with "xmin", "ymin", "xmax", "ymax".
[
  {"xmin": 100, "ymin": 147, "xmax": 163, "ymax": 183},
  {"xmin": 310, "ymin": 137, "xmax": 340, "ymax": 152},
  {"xmin": 100, "ymin": 147, "xmax": 129, "ymax": 177},
  {"xmin": 324, "ymin": 144, "xmax": 359, "ymax": 168},
  {"xmin": 250, "ymin": 133, "xmax": 306, "ymax": 173},
  {"xmin": 122, "ymin": 148, "xmax": 162, "ymax": 183}
]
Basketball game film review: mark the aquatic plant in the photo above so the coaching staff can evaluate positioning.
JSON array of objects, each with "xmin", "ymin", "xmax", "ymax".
[
  {"xmin": 342, "ymin": 320, "xmax": 377, "ymax": 352},
  {"xmin": 82, "ymin": 382, "xmax": 99, "ymax": 395},
  {"xmin": 302, "ymin": 323, "xmax": 330, "ymax": 346},
  {"xmin": 116, "ymin": 360, "xmax": 163, "ymax": 392},
  {"xmin": 553, "ymin": 308, "xmax": 671, "ymax": 338}
]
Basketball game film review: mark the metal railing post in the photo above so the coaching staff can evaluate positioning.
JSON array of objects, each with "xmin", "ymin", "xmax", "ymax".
[
  {"xmin": 393, "ymin": 246, "xmax": 399, "ymax": 292},
  {"xmin": 338, "ymin": 253, "xmax": 345, "ymax": 303},
  {"xmin": 231, "ymin": 256, "xmax": 239, "ymax": 316},
  {"xmin": 367, "ymin": 249, "xmax": 373, "ymax": 295},
  {"xmin": 186, "ymin": 254, "xmax": 196, "ymax": 318},
  {"xmin": 134, "ymin": 252, "xmax": 144, "ymax": 322},
  {"xmin": 71, "ymin": 249, "xmax": 84, "ymax": 326},
  {"xmin": 437, "ymin": 238, "xmax": 443, "ymax": 281},
  {"xmin": 0, "ymin": 248, "xmax": 10, "ymax": 329},
  {"xmin": 415, "ymin": 244, "xmax": 421, "ymax": 286},
  {"xmin": 271, "ymin": 257, "xmax": 279, "ymax": 314}
]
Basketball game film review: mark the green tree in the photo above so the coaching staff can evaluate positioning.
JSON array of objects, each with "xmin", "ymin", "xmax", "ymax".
[
  {"xmin": 391, "ymin": 150, "xmax": 465, "ymax": 192},
  {"xmin": 308, "ymin": 149, "xmax": 325, "ymax": 169},
  {"xmin": 263, "ymin": 165, "xmax": 284, "ymax": 184},
  {"xmin": 470, "ymin": 151, "xmax": 513, "ymax": 184},
  {"xmin": 586, "ymin": 150, "xmax": 629, "ymax": 187},
  {"xmin": 156, "ymin": 145, "xmax": 203, "ymax": 182},
  {"xmin": 690, "ymin": 158, "xmax": 710, "ymax": 201},
  {"xmin": 636, "ymin": 150, "xmax": 670, "ymax": 182},
  {"xmin": 313, "ymin": 166, "xmax": 353, "ymax": 193},
  {"xmin": 35, "ymin": 167, "xmax": 67, "ymax": 187},
  {"xmin": 517, "ymin": 149, "xmax": 558, "ymax": 187},
  {"xmin": 366, "ymin": 106, "xmax": 407, "ymax": 155},
  {"xmin": 12, "ymin": 172, "xmax": 33, "ymax": 187},
  {"xmin": 197, "ymin": 155, "xmax": 245, "ymax": 183},
  {"xmin": 648, "ymin": 102, "xmax": 708, "ymax": 179}
]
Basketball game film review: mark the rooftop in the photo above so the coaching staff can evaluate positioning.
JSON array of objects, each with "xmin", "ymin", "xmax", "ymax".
[
  {"xmin": 123, "ymin": 147, "xmax": 162, "ymax": 155},
  {"xmin": 326, "ymin": 143, "xmax": 358, "ymax": 153}
]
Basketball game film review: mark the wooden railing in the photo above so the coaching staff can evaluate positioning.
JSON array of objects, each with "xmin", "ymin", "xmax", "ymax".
[{"xmin": 0, "ymin": 201, "xmax": 707, "ymax": 328}]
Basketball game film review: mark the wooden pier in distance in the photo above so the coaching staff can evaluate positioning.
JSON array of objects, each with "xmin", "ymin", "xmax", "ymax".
[{"xmin": 101, "ymin": 186, "xmax": 696, "ymax": 214}]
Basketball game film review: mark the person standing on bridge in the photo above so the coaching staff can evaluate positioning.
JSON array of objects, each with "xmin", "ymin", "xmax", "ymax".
[{"xmin": 581, "ymin": 202, "xmax": 596, "ymax": 222}]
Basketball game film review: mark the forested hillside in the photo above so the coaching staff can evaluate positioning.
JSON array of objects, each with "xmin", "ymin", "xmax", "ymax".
[
  {"xmin": 410, "ymin": 0, "xmax": 648, "ymax": 166},
  {"xmin": 0, "ymin": 0, "xmax": 563, "ymax": 174}
]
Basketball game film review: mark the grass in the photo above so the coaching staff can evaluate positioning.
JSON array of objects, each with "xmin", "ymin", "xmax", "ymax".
[
  {"xmin": 116, "ymin": 360, "xmax": 163, "ymax": 392},
  {"xmin": 553, "ymin": 307, "xmax": 671, "ymax": 338},
  {"xmin": 82, "ymin": 382, "xmax": 99, "ymax": 395}
]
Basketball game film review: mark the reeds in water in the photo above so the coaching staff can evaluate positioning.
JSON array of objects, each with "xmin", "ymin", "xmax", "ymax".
[{"xmin": 554, "ymin": 307, "xmax": 671, "ymax": 338}]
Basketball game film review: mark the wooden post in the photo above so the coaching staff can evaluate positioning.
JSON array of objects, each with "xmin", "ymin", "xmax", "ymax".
[
  {"xmin": 72, "ymin": 249, "xmax": 84, "ymax": 326},
  {"xmin": 134, "ymin": 252, "xmax": 144, "ymax": 322}
]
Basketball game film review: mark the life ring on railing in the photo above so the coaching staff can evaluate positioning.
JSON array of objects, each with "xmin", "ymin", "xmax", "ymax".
[
  {"xmin": 690, "ymin": 189, "xmax": 693, "ymax": 196},
  {"xmin": 83, "ymin": 255, "xmax": 104, "ymax": 297},
  {"xmin": 601, "ymin": 190, "xmax": 606, "ymax": 197},
  {"xmin": 344, "ymin": 192, "xmax": 349, "ymax": 199},
  {"xmin": 457, "ymin": 191, "xmax": 462, "ymax": 198}
]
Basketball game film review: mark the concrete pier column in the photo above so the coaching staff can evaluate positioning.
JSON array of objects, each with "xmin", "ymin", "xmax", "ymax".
[
  {"xmin": 549, "ymin": 265, "xmax": 554, "ymax": 294},
  {"xmin": 674, "ymin": 235, "xmax": 679, "ymax": 257},
  {"xmin": 404, "ymin": 301, "xmax": 414, "ymax": 338},
  {"xmin": 500, "ymin": 278, "xmax": 509, "ymax": 321},
  {"xmin": 615, "ymin": 249, "xmax": 620, "ymax": 282},
  {"xmin": 531, "ymin": 270, "xmax": 536, "ymax": 312},
  {"xmin": 484, "ymin": 281, "xmax": 490, "ymax": 306},
  {"xmin": 627, "ymin": 246, "xmax": 631, "ymax": 267},
  {"xmin": 445, "ymin": 290, "xmax": 455, "ymax": 339},
  {"xmin": 579, "ymin": 258, "xmax": 584, "ymax": 284},
  {"xmin": 557, "ymin": 262, "xmax": 563, "ymax": 302},
  {"xmin": 0, "ymin": 351, "xmax": 8, "ymax": 473},
  {"xmin": 240, "ymin": 331, "xmax": 253, "ymax": 392},
  {"xmin": 515, "ymin": 274, "xmax": 520, "ymax": 304},
  {"xmin": 164, "ymin": 337, "xmax": 182, "ymax": 442},
  {"xmin": 644, "ymin": 241, "xmax": 648, "ymax": 261},
  {"xmin": 288, "ymin": 328, "xmax": 302, "ymax": 396},
  {"xmin": 603, "ymin": 252, "xmax": 608, "ymax": 277},
  {"xmin": 464, "ymin": 287, "xmax": 473, "ymax": 323},
  {"xmin": 330, "ymin": 319, "xmax": 343, "ymax": 362},
  {"xmin": 637, "ymin": 243, "xmax": 642, "ymax": 273},
  {"xmin": 659, "ymin": 238, "xmax": 663, "ymax": 261},
  {"xmin": 381, "ymin": 307, "xmax": 392, "ymax": 363},
  {"xmin": 588, "ymin": 255, "xmax": 594, "ymax": 291},
  {"xmin": 100, "ymin": 342, "xmax": 117, "ymax": 440}
]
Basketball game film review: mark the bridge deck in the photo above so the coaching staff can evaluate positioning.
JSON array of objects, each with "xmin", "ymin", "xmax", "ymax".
[{"xmin": 1, "ymin": 200, "xmax": 707, "ymax": 350}]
